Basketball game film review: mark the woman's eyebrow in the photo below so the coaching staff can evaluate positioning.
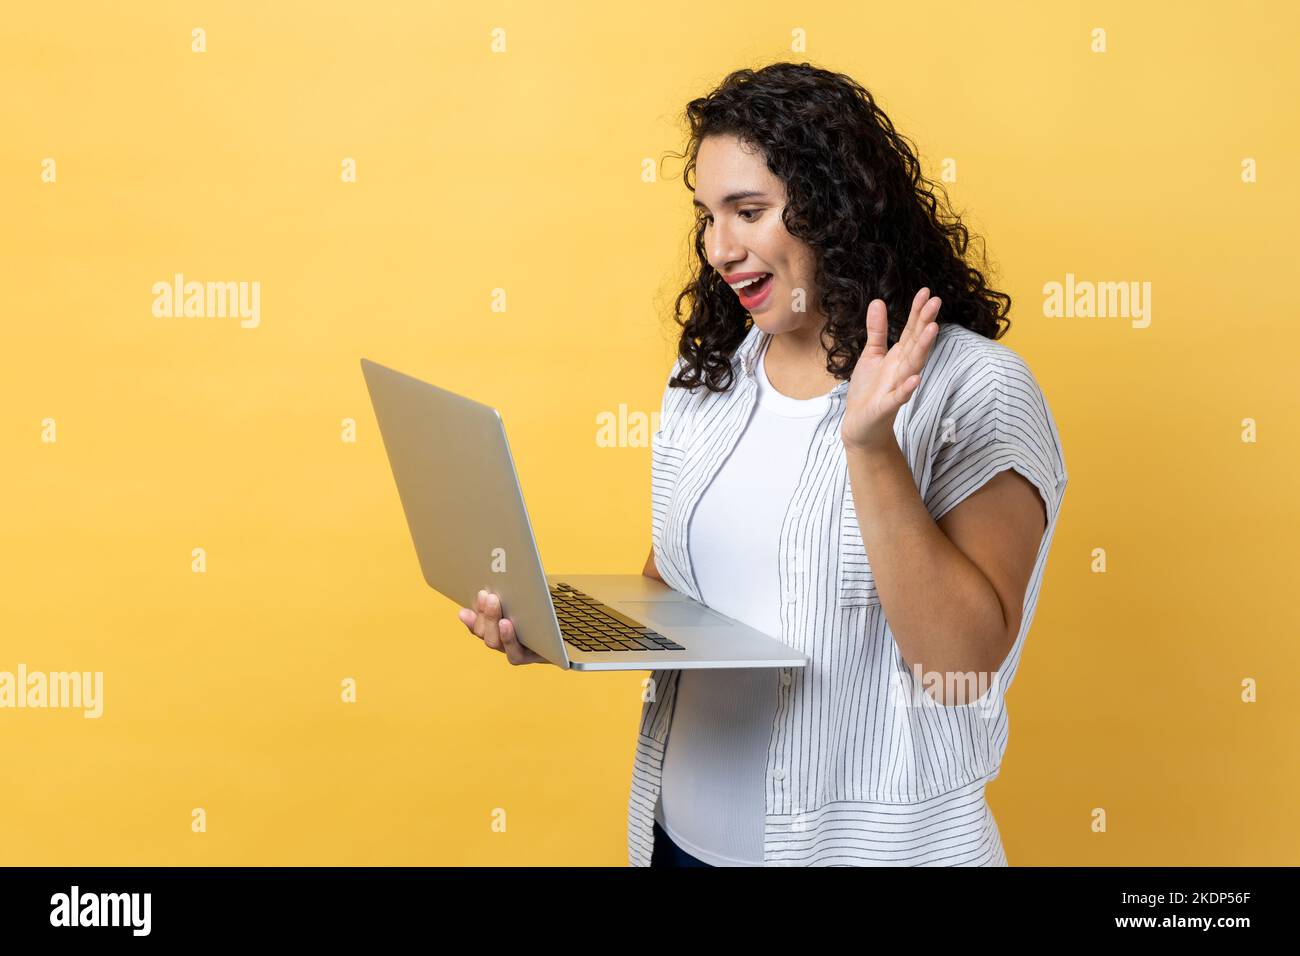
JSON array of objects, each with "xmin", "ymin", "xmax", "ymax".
[{"xmin": 692, "ymin": 190, "xmax": 767, "ymax": 210}]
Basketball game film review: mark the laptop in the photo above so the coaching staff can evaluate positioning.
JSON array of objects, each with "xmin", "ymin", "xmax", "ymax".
[{"xmin": 360, "ymin": 357, "xmax": 809, "ymax": 672}]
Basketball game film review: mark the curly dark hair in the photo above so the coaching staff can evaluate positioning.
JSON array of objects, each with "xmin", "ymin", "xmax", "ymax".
[{"xmin": 661, "ymin": 61, "xmax": 1011, "ymax": 393}]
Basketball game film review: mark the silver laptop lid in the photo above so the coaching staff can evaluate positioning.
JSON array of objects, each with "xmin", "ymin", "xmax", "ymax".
[{"xmin": 360, "ymin": 358, "xmax": 569, "ymax": 667}]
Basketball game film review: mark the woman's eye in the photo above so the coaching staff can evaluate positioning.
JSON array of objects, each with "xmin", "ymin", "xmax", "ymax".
[{"xmin": 699, "ymin": 210, "xmax": 759, "ymax": 227}]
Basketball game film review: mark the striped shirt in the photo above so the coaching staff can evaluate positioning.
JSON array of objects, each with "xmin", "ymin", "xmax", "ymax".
[
  {"xmin": 656, "ymin": 336, "xmax": 830, "ymax": 865},
  {"xmin": 629, "ymin": 319, "xmax": 1069, "ymax": 866}
]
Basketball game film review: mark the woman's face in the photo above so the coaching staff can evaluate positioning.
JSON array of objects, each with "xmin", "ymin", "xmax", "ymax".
[{"xmin": 693, "ymin": 133, "xmax": 823, "ymax": 336}]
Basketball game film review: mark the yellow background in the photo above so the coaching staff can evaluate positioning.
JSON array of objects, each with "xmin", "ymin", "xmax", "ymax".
[{"xmin": 2, "ymin": 0, "xmax": 1296, "ymax": 865}]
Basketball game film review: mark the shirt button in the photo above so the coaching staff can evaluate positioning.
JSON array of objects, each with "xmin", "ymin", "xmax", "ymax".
[
  {"xmin": 823, "ymin": 432, "xmax": 838, "ymax": 445},
  {"xmin": 773, "ymin": 768, "xmax": 786, "ymax": 781},
  {"xmin": 790, "ymin": 506, "xmax": 802, "ymax": 517},
  {"xmin": 781, "ymin": 670, "xmax": 792, "ymax": 687}
]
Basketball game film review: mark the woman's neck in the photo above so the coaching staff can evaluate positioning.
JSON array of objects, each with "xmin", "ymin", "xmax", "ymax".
[{"xmin": 761, "ymin": 325, "xmax": 840, "ymax": 400}]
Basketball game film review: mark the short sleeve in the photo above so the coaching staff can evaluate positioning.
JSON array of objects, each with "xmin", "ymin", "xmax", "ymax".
[{"xmin": 922, "ymin": 349, "xmax": 1067, "ymax": 526}]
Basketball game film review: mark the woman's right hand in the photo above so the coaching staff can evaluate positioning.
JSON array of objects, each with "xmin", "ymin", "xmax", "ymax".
[{"xmin": 457, "ymin": 589, "xmax": 549, "ymax": 666}]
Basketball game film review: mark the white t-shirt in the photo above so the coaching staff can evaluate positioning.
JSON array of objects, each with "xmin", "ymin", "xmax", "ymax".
[{"xmin": 655, "ymin": 337, "xmax": 832, "ymax": 866}]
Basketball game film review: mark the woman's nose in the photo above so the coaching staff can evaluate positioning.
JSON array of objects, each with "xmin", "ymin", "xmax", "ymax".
[{"xmin": 708, "ymin": 229, "xmax": 743, "ymax": 270}]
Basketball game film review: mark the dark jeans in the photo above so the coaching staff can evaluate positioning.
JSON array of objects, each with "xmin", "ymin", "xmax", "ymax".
[{"xmin": 651, "ymin": 820, "xmax": 714, "ymax": 867}]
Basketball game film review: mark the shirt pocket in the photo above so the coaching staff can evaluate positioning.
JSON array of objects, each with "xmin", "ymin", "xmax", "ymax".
[{"xmin": 838, "ymin": 483, "xmax": 882, "ymax": 608}]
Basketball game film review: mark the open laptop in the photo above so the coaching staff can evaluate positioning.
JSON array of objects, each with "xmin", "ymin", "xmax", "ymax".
[{"xmin": 360, "ymin": 357, "xmax": 808, "ymax": 672}]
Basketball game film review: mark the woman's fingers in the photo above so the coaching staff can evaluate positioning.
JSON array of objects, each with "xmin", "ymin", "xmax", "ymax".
[
  {"xmin": 480, "ymin": 591, "xmax": 503, "ymax": 650},
  {"xmin": 903, "ymin": 287, "xmax": 946, "ymax": 348},
  {"xmin": 906, "ymin": 302, "xmax": 940, "ymax": 366},
  {"xmin": 498, "ymin": 617, "xmax": 523, "ymax": 663},
  {"xmin": 863, "ymin": 298, "xmax": 890, "ymax": 359},
  {"xmin": 894, "ymin": 295, "xmax": 939, "ymax": 371},
  {"xmin": 896, "ymin": 287, "xmax": 929, "ymax": 349},
  {"xmin": 909, "ymin": 286, "xmax": 930, "ymax": 338},
  {"xmin": 461, "ymin": 588, "xmax": 500, "ymax": 649},
  {"xmin": 498, "ymin": 618, "xmax": 544, "ymax": 665},
  {"xmin": 460, "ymin": 589, "xmax": 544, "ymax": 665}
]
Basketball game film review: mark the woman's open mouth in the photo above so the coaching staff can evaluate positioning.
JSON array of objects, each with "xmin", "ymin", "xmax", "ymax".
[{"xmin": 734, "ymin": 272, "xmax": 774, "ymax": 309}]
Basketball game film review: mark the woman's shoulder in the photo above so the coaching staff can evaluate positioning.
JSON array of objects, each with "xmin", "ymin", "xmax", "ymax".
[
  {"xmin": 925, "ymin": 322, "xmax": 1052, "ymax": 406},
  {"xmin": 931, "ymin": 321, "xmax": 1027, "ymax": 370},
  {"xmin": 920, "ymin": 322, "xmax": 1068, "ymax": 490}
]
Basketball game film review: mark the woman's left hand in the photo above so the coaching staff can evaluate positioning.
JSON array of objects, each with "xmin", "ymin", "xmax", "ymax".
[{"xmin": 840, "ymin": 287, "xmax": 942, "ymax": 453}]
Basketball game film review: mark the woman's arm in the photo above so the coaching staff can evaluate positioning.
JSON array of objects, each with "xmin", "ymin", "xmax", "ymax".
[
  {"xmin": 838, "ymin": 288, "xmax": 1051, "ymax": 705},
  {"xmin": 847, "ymin": 441, "xmax": 1045, "ymax": 703},
  {"xmin": 643, "ymin": 545, "xmax": 665, "ymax": 582}
]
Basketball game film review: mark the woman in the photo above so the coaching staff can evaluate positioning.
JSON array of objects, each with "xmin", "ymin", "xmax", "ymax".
[{"xmin": 460, "ymin": 62, "xmax": 1068, "ymax": 867}]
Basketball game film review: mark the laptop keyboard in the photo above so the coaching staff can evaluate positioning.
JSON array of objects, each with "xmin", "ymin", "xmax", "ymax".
[{"xmin": 550, "ymin": 583, "xmax": 685, "ymax": 653}]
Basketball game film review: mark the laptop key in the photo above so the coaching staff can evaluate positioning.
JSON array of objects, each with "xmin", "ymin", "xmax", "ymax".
[{"xmin": 554, "ymin": 585, "xmax": 689, "ymax": 652}]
